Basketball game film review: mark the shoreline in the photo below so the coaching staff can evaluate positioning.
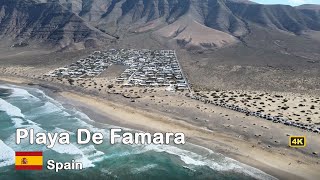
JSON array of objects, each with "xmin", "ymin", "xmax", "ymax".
[
  {"xmin": 1, "ymin": 75, "xmax": 320, "ymax": 179},
  {"xmin": 57, "ymin": 91, "xmax": 310, "ymax": 180}
]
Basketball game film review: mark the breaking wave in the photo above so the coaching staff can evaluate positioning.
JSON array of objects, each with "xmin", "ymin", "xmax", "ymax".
[
  {"xmin": 0, "ymin": 140, "xmax": 15, "ymax": 168},
  {"xmin": 131, "ymin": 143, "xmax": 277, "ymax": 180},
  {"xmin": 131, "ymin": 164, "xmax": 158, "ymax": 174},
  {"xmin": 0, "ymin": 98, "xmax": 26, "ymax": 127}
]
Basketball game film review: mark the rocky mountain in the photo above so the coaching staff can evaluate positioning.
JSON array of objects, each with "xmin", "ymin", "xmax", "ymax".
[
  {"xmin": 227, "ymin": 1, "xmax": 320, "ymax": 34},
  {"xmin": 296, "ymin": 4, "xmax": 320, "ymax": 25},
  {"xmin": 1, "ymin": 0, "xmax": 320, "ymax": 51},
  {"xmin": 0, "ymin": 0, "xmax": 114, "ymax": 50},
  {"xmin": 297, "ymin": 4, "xmax": 320, "ymax": 10}
]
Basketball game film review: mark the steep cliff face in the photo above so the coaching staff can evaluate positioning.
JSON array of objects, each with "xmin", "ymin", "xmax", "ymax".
[
  {"xmin": 296, "ymin": 4, "xmax": 320, "ymax": 25},
  {"xmin": 226, "ymin": 1, "xmax": 320, "ymax": 34},
  {"xmin": 0, "ymin": 0, "xmax": 113, "ymax": 50}
]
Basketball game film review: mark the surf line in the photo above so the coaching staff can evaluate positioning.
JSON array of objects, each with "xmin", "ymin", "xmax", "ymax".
[{"xmin": 15, "ymin": 128, "xmax": 186, "ymax": 148}]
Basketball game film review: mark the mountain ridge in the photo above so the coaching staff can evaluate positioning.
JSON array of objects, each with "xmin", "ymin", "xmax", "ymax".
[{"xmin": 1, "ymin": 0, "xmax": 320, "ymax": 51}]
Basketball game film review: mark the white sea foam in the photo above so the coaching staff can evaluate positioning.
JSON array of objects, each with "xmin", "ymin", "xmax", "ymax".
[
  {"xmin": 10, "ymin": 88, "xmax": 35, "ymax": 99},
  {"xmin": 73, "ymin": 110, "xmax": 94, "ymax": 122},
  {"xmin": 35, "ymin": 89, "xmax": 64, "ymax": 109},
  {"xmin": 75, "ymin": 118, "xmax": 110, "ymax": 138},
  {"xmin": 0, "ymin": 98, "xmax": 41, "ymax": 128},
  {"xmin": 78, "ymin": 145, "xmax": 105, "ymax": 163},
  {"xmin": 141, "ymin": 144, "xmax": 219, "ymax": 167},
  {"xmin": 188, "ymin": 143, "xmax": 214, "ymax": 154},
  {"xmin": 58, "ymin": 144, "xmax": 104, "ymax": 168},
  {"xmin": 0, "ymin": 98, "xmax": 25, "ymax": 118},
  {"xmin": 101, "ymin": 168, "xmax": 117, "ymax": 177},
  {"xmin": 0, "ymin": 140, "xmax": 15, "ymax": 168},
  {"xmin": 0, "ymin": 98, "xmax": 25, "ymax": 127},
  {"xmin": 51, "ymin": 141, "xmax": 84, "ymax": 155},
  {"xmin": 75, "ymin": 156, "xmax": 95, "ymax": 168},
  {"xmin": 49, "ymin": 128, "xmax": 105, "ymax": 168},
  {"xmin": 137, "ymin": 144, "xmax": 277, "ymax": 180},
  {"xmin": 182, "ymin": 165, "xmax": 196, "ymax": 172},
  {"xmin": 54, "ymin": 127, "xmax": 75, "ymax": 135},
  {"xmin": 131, "ymin": 164, "xmax": 157, "ymax": 174},
  {"xmin": 27, "ymin": 101, "xmax": 63, "ymax": 115},
  {"xmin": 0, "ymin": 85, "xmax": 40, "ymax": 102},
  {"xmin": 10, "ymin": 118, "xmax": 25, "ymax": 127},
  {"xmin": 103, "ymin": 151, "xmax": 133, "ymax": 160}
]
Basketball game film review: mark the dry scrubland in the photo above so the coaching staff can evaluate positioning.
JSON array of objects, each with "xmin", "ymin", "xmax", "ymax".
[
  {"xmin": 196, "ymin": 90, "xmax": 320, "ymax": 126},
  {"xmin": 177, "ymin": 27, "xmax": 320, "ymax": 96}
]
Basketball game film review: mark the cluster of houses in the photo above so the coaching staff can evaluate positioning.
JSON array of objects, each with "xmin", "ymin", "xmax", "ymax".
[
  {"xmin": 189, "ymin": 94, "xmax": 320, "ymax": 134},
  {"xmin": 45, "ymin": 51, "xmax": 113, "ymax": 78},
  {"xmin": 45, "ymin": 49, "xmax": 190, "ymax": 91},
  {"xmin": 115, "ymin": 50, "xmax": 189, "ymax": 91}
]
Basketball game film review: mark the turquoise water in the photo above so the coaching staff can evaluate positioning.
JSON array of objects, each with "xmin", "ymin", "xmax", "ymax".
[{"xmin": 0, "ymin": 84, "xmax": 276, "ymax": 180}]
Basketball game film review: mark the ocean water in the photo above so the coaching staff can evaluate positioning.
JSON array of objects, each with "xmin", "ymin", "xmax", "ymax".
[{"xmin": 0, "ymin": 84, "xmax": 277, "ymax": 180}]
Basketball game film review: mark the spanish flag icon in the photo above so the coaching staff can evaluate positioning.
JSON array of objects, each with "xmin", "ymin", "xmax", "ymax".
[{"xmin": 15, "ymin": 152, "xmax": 43, "ymax": 170}]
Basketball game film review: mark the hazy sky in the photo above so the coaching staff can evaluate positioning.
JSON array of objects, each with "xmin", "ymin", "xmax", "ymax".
[{"xmin": 252, "ymin": 0, "xmax": 320, "ymax": 6}]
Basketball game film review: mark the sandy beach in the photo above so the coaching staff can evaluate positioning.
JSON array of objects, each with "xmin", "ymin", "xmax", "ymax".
[
  {"xmin": 58, "ymin": 91, "xmax": 320, "ymax": 180},
  {"xmin": 0, "ymin": 74, "xmax": 319, "ymax": 179}
]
